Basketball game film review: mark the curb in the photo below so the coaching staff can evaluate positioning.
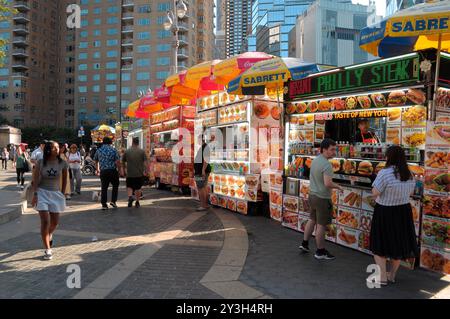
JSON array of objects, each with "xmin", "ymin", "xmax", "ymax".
[{"xmin": 0, "ymin": 200, "xmax": 26, "ymax": 225}]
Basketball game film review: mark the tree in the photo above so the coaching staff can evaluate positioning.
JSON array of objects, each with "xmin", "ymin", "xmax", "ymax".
[
  {"xmin": 0, "ymin": 113, "xmax": 10, "ymax": 125},
  {"xmin": 0, "ymin": 1, "xmax": 16, "ymax": 63}
]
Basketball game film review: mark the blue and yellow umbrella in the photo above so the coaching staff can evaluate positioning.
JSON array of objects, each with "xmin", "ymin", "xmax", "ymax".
[{"xmin": 359, "ymin": 1, "xmax": 450, "ymax": 57}]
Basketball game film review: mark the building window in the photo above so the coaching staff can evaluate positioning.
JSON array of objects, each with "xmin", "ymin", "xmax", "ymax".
[
  {"xmin": 78, "ymin": 86, "xmax": 87, "ymax": 93},
  {"xmin": 156, "ymin": 57, "xmax": 170, "ymax": 66},
  {"xmin": 157, "ymin": 30, "xmax": 171, "ymax": 39},
  {"xmin": 137, "ymin": 45, "xmax": 151, "ymax": 53},
  {"xmin": 79, "ymin": 97, "xmax": 87, "ymax": 104},
  {"xmin": 137, "ymin": 18, "xmax": 151, "ymax": 25},
  {"xmin": 121, "ymin": 87, "xmax": 131, "ymax": 94},
  {"xmin": 107, "ymin": 50, "xmax": 118, "ymax": 58},
  {"xmin": 156, "ymin": 71, "xmax": 169, "ymax": 80},
  {"xmin": 79, "ymin": 42, "xmax": 88, "ymax": 49},
  {"xmin": 136, "ymin": 73, "xmax": 150, "ymax": 80},
  {"xmin": 94, "ymin": 19, "xmax": 101, "ymax": 25},
  {"xmin": 106, "ymin": 96, "xmax": 117, "ymax": 103},
  {"xmin": 93, "ymin": 41, "xmax": 101, "ymax": 47},
  {"xmin": 137, "ymin": 32, "xmax": 151, "ymax": 40},
  {"xmin": 78, "ymin": 64, "xmax": 88, "ymax": 71},
  {"xmin": 92, "ymin": 85, "xmax": 100, "ymax": 92},
  {"xmin": 81, "ymin": 20, "xmax": 88, "ymax": 27},
  {"xmin": 138, "ymin": 5, "xmax": 151, "ymax": 13},
  {"xmin": 78, "ymin": 53, "xmax": 88, "ymax": 59},
  {"xmin": 93, "ymin": 52, "xmax": 101, "ymax": 58},
  {"xmin": 106, "ymin": 84, "xmax": 117, "ymax": 92},
  {"xmin": 106, "ymin": 62, "xmax": 117, "ymax": 69},
  {"xmin": 106, "ymin": 73, "xmax": 117, "ymax": 80},
  {"xmin": 121, "ymin": 73, "xmax": 131, "ymax": 81},
  {"xmin": 107, "ymin": 6, "xmax": 119, "ymax": 13},
  {"xmin": 80, "ymin": 31, "xmax": 88, "ymax": 38},
  {"xmin": 157, "ymin": 3, "xmax": 171, "ymax": 12},
  {"xmin": 93, "ymin": 8, "xmax": 101, "ymax": 14},
  {"xmin": 107, "ymin": 39, "xmax": 119, "ymax": 46},
  {"xmin": 107, "ymin": 28, "xmax": 118, "ymax": 35},
  {"xmin": 157, "ymin": 44, "xmax": 170, "ymax": 52},
  {"xmin": 0, "ymin": 80, "xmax": 8, "ymax": 88},
  {"xmin": 137, "ymin": 59, "xmax": 150, "ymax": 67},
  {"xmin": 93, "ymin": 74, "xmax": 101, "ymax": 81},
  {"xmin": 107, "ymin": 17, "xmax": 119, "ymax": 24},
  {"xmin": 78, "ymin": 75, "xmax": 87, "ymax": 82},
  {"xmin": 93, "ymin": 63, "xmax": 101, "ymax": 69}
]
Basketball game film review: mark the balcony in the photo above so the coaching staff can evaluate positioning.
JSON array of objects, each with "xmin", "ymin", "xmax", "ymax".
[
  {"xmin": 177, "ymin": 49, "xmax": 189, "ymax": 59},
  {"xmin": 121, "ymin": 25, "xmax": 133, "ymax": 33},
  {"xmin": 12, "ymin": 36, "xmax": 28, "ymax": 47},
  {"xmin": 12, "ymin": 72, "xmax": 28, "ymax": 77},
  {"xmin": 12, "ymin": 48, "xmax": 28, "ymax": 57},
  {"xmin": 121, "ymin": 39, "xmax": 133, "ymax": 46},
  {"xmin": 121, "ymin": 64, "xmax": 133, "ymax": 71},
  {"xmin": 12, "ymin": 24, "xmax": 29, "ymax": 35},
  {"xmin": 13, "ymin": 1, "xmax": 30, "ymax": 11},
  {"xmin": 11, "ymin": 61, "xmax": 28, "ymax": 71},
  {"xmin": 178, "ymin": 36, "xmax": 189, "ymax": 46},
  {"xmin": 122, "ymin": 0, "xmax": 134, "ymax": 7},
  {"xmin": 13, "ymin": 13, "xmax": 30, "ymax": 23},
  {"xmin": 121, "ymin": 51, "xmax": 133, "ymax": 59},
  {"xmin": 122, "ymin": 12, "xmax": 134, "ymax": 19},
  {"xmin": 178, "ymin": 23, "xmax": 189, "ymax": 32}
]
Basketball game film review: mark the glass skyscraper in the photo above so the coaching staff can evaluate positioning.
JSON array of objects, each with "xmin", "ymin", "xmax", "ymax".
[
  {"xmin": 247, "ymin": 0, "xmax": 314, "ymax": 57},
  {"xmin": 385, "ymin": 0, "xmax": 425, "ymax": 17}
]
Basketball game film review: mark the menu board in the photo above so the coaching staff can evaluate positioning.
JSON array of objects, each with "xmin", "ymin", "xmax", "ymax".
[
  {"xmin": 198, "ymin": 109, "xmax": 217, "ymax": 127},
  {"xmin": 218, "ymin": 103, "xmax": 248, "ymax": 124},
  {"xmin": 286, "ymin": 88, "xmax": 426, "ymax": 115},
  {"xmin": 421, "ymin": 117, "xmax": 450, "ymax": 275},
  {"xmin": 436, "ymin": 87, "xmax": 450, "ymax": 113}
]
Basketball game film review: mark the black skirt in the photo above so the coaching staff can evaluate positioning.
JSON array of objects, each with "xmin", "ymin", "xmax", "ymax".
[{"xmin": 369, "ymin": 203, "xmax": 419, "ymax": 260}]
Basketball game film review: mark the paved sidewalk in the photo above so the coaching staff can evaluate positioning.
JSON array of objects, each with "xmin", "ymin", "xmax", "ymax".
[
  {"xmin": 0, "ymin": 168, "xmax": 27, "ymax": 225},
  {"xmin": 0, "ymin": 175, "xmax": 449, "ymax": 299}
]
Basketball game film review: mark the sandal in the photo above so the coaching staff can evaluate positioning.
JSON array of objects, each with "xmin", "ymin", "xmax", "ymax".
[{"xmin": 387, "ymin": 272, "xmax": 396, "ymax": 284}]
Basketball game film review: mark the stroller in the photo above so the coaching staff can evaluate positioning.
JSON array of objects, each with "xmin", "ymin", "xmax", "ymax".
[{"xmin": 82, "ymin": 156, "xmax": 97, "ymax": 176}]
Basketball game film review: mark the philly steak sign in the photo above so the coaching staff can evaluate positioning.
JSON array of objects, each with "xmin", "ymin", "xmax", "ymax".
[{"xmin": 286, "ymin": 54, "xmax": 421, "ymax": 100}]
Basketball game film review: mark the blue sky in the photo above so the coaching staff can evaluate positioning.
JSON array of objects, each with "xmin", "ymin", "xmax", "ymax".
[{"xmin": 352, "ymin": 0, "xmax": 387, "ymax": 16}]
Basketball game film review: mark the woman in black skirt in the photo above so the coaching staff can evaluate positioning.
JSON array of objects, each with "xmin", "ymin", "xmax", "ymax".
[{"xmin": 370, "ymin": 145, "xmax": 418, "ymax": 285}]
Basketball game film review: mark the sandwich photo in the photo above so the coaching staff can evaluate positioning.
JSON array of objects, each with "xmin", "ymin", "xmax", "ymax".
[
  {"xmin": 318, "ymin": 100, "xmax": 331, "ymax": 111},
  {"xmin": 331, "ymin": 98, "xmax": 346, "ymax": 110},
  {"xmin": 406, "ymin": 89, "xmax": 426, "ymax": 105},
  {"xmin": 296, "ymin": 102, "xmax": 307, "ymax": 113},
  {"xmin": 315, "ymin": 131, "xmax": 325, "ymax": 140},
  {"xmin": 245, "ymin": 176, "xmax": 259, "ymax": 188},
  {"xmin": 286, "ymin": 103, "xmax": 297, "ymax": 114},
  {"xmin": 388, "ymin": 90, "xmax": 407, "ymax": 106},
  {"xmin": 428, "ymin": 125, "xmax": 450, "ymax": 143},
  {"xmin": 343, "ymin": 160, "xmax": 356, "ymax": 174},
  {"xmin": 374, "ymin": 162, "xmax": 386, "ymax": 174},
  {"xmin": 386, "ymin": 128, "xmax": 400, "ymax": 144},
  {"xmin": 283, "ymin": 197, "xmax": 298, "ymax": 211},
  {"xmin": 357, "ymin": 96, "xmax": 371, "ymax": 109},
  {"xmin": 357, "ymin": 161, "xmax": 374, "ymax": 176},
  {"xmin": 329, "ymin": 159, "xmax": 341, "ymax": 173},
  {"xmin": 370, "ymin": 93, "xmax": 386, "ymax": 108},
  {"xmin": 237, "ymin": 201, "xmax": 247, "ymax": 213},
  {"xmin": 307, "ymin": 101, "xmax": 318, "ymax": 113},
  {"xmin": 254, "ymin": 102, "xmax": 270, "ymax": 119}
]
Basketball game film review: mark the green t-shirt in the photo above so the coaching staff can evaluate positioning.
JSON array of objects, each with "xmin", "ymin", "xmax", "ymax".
[
  {"xmin": 123, "ymin": 147, "xmax": 147, "ymax": 178},
  {"xmin": 309, "ymin": 154, "xmax": 333, "ymax": 199}
]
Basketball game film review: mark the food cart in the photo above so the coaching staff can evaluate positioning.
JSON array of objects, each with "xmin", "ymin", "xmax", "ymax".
[
  {"xmin": 91, "ymin": 125, "xmax": 115, "ymax": 144},
  {"xmin": 148, "ymin": 105, "xmax": 195, "ymax": 193},
  {"xmin": 282, "ymin": 51, "xmax": 449, "ymax": 274},
  {"xmin": 193, "ymin": 91, "xmax": 283, "ymax": 215}
]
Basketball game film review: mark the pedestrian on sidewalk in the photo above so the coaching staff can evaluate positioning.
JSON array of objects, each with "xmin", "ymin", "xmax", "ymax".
[
  {"xmin": 30, "ymin": 141, "xmax": 46, "ymax": 166},
  {"xmin": 1, "ymin": 147, "xmax": 9, "ymax": 170},
  {"xmin": 194, "ymin": 137, "xmax": 211, "ymax": 211},
  {"xmin": 299, "ymin": 139, "xmax": 342, "ymax": 260},
  {"xmin": 59, "ymin": 144, "xmax": 72, "ymax": 200},
  {"xmin": 94, "ymin": 137, "xmax": 121, "ymax": 211},
  {"xmin": 122, "ymin": 137, "xmax": 148, "ymax": 208},
  {"xmin": 68, "ymin": 144, "xmax": 83, "ymax": 196},
  {"xmin": 10, "ymin": 144, "xmax": 17, "ymax": 169},
  {"xmin": 31, "ymin": 141, "xmax": 69, "ymax": 261},
  {"xmin": 369, "ymin": 145, "xmax": 418, "ymax": 286},
  {"xmin": 15, "ymin": 148, "xmax": 28, "ymax": 190},
  {"xmin": 79, "ymin": 144, "xmax": 86, "ymax": 165}
]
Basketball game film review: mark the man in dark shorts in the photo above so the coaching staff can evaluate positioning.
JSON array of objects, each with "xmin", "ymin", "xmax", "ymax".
[
  {"xmin": 194, "ymin": 139, "xmax": 211, "ymax": 211},
  {"xmin": 299, "ymin": 138, "xmax": 342, "ymax": 260},
  {"xmin": 122, "ymin": 138, "xmax": 148, "ymax": 208}
]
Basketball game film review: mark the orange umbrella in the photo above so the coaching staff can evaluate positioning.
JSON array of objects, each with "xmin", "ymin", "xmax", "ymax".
[{"xmin": 126, "ymin": 99, "xmax": 140, "ymax": 118}]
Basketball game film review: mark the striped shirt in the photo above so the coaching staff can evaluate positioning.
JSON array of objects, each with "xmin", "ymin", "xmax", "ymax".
[{"xmin": 372, "ymin": 166, "xmax": 415, "ymax": 206}]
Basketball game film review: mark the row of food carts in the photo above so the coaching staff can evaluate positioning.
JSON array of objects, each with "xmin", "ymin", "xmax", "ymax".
[{"xmin": 123, "ymin": 49, "xmax": 448, "ymax": 276}]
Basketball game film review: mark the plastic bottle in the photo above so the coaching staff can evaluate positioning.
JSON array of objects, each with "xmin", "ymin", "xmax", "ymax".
[{"xmin": 414, "ymin": 175, "xmax": 424, "ymax": 197}]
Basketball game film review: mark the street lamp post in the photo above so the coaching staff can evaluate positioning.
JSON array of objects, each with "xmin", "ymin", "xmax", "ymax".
[{"xmin": 163, "ymin": 0, "xmax": 187, "ymax": 75}]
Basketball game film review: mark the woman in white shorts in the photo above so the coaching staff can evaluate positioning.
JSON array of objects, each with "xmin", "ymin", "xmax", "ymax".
[{"xmin": 31, "ymin": 141, "xmax": 69, "ymax": 260}]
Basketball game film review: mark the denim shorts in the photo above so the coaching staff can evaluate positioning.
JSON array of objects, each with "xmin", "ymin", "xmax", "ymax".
[{"xmin": 195, "ymin": 174, "xmax": 209, "ymax": 189}]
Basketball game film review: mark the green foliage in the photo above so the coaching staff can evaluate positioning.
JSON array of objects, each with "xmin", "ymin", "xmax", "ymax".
[
  {"xmin": 0, "ymin": 1, "xmax": 17, "ymax": 62},
  {"xmin": 21, "ymin": 126, "xmax": 95, "ymax": 149},
  {"xmin": 0, "ymin": 113, "xmax": 10, "ymax": 125}
]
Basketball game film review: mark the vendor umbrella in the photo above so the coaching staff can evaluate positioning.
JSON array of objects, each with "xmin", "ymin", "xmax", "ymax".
[
  {"xmin": 92, "ymin": 124, "xmax": 115, "ymax": 133},
  {"xmin": 185, "ymin": 60, "xmax": 223, "ymax": 90},
  {"xmin": 227, "ymin": 57, "xmax": 321, "ymax": 95},
  {"xmin": 213, "ymin": 52, "xmax": 273, "ymax": 85},
  {"xmin": 359, "ymin": 0, "xmax": 450, "ymax": 119},
  {"xmin": 125, "ymin": 99, "xmax": 140, "ymax": 118}
]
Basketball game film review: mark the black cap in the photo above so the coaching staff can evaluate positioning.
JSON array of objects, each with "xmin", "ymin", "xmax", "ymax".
[{"xmin": 103, "ymin": 137, "xmax": 112, "ymax": 145}]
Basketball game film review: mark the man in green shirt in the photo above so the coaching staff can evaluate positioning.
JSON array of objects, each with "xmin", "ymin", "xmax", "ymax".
[
  {"xmin": 121, "ymin": 138, "xmax": 148, "ymax": 208},
  {"xmin": 300, "ymin": 138, "xmax": 342, "ymax": 260}
]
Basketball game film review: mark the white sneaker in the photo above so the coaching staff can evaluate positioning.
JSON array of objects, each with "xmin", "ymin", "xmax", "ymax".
[
  {"xmin": 20, "ymin": 185, "xmax": 24, "ymax": 191},
  {"xmin": 44, "ymin": 249, "xmax": 53, "ymax": 260}
]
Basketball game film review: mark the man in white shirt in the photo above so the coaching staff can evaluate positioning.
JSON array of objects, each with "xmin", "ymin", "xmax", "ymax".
[{"xmin": 30, "ymin": 141, "xmax": 46, "ymax": 165}]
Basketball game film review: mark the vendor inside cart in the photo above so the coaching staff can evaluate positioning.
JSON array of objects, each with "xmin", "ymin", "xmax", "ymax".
[{"xmin": 354, "ymin": 119, "xmax": 380, "ymax": 144}]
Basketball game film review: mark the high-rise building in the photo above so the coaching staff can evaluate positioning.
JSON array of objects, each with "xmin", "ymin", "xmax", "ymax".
[
  {"xmin": 247, "ymin": 0, "xmax": 314, "ymax": 57},
  {"xmin": 0, "ymin": 0, "xmax": 214, "ymax": 129},
  {"xmin": 0, "ymin": 0, "xmax": 60, "ymax": 128},
  {"xmin": 289, "ymin": 0, "xmax": 380, "ymax": 66},
  {"xmin": 385, "ymin": 0, "xmax": 425, "ymax": 17},
  {"xmin": 214, "ymin": 0, "xmax": 226, "ymax": 59},
  {"xmin": 225, "ymin": 0, "xmax": 252, "ymax": 58}
]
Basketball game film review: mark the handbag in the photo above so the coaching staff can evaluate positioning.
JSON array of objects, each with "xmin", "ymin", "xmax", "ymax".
[{"xmin": 23, "ymin": 158, "xmax": 30, "ymax": 172}]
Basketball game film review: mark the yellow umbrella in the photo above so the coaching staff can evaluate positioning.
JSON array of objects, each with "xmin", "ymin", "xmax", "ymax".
[{"xmin": 185, "ymin": 60, "xmax": 221, "ymax": 89}]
